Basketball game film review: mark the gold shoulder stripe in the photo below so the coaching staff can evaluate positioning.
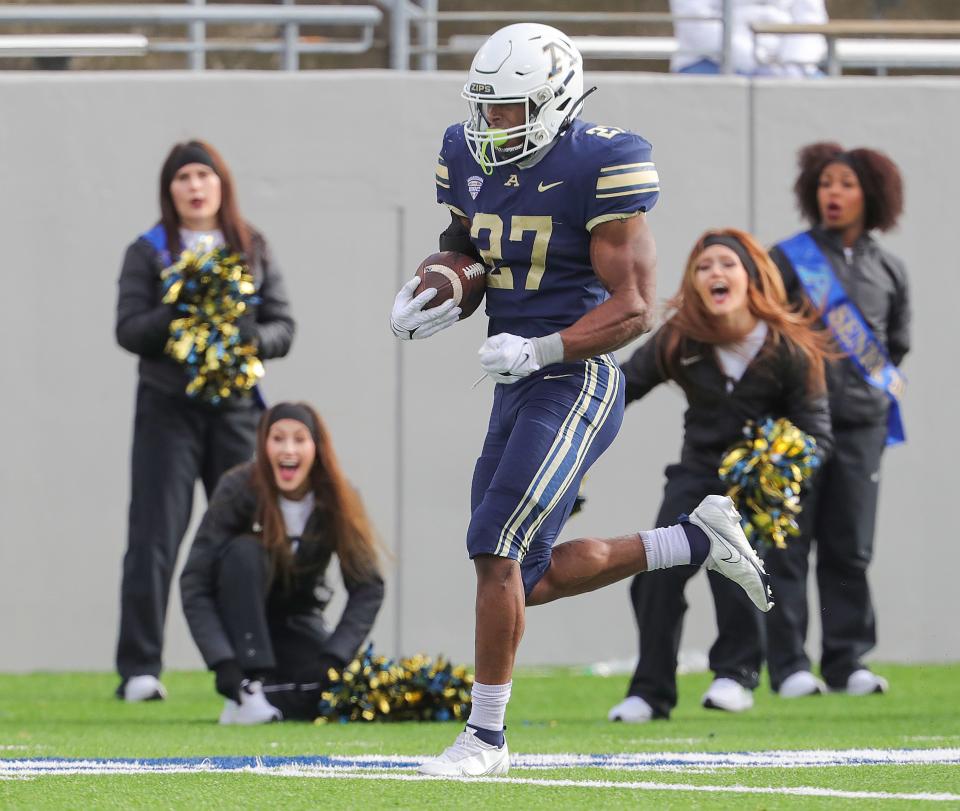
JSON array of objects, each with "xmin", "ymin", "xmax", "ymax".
[
  {"xmin": 436, "ymin": 163, "xmax": 449, "ymax": 180},
  {"xmin": 600, "ymin": 161, "xmax": 655, "ymax": 174},
  {"xmin": 596, "ymin": 170, "xmax": 659, "ymax": 191},
  {"xmin": 596, "ymin": 185, "xmax": 660, "ymax": 199}
]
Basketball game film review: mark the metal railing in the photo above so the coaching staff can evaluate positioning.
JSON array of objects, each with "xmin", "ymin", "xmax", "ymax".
[
  {"xmin": 0, "ymin": 33, "xmax": 148, "ymax": 59},
  {"xmin": 376, "ymin": 0, "xmax": 737, "ymax": 73},
  {"xmin": 4, "ymin": 3, "xmax": 956, "ymax": 75},
  {"xmin": 751, "ymin": 20, "xmax": 960, "ymax": 76},
  {"xmin": 444, "ymin": 33, "xmax": 678, "ymax": 62},
  {"xmin": 387, "ymin": 6, "xmax": 960, "ymax": 76},
  {"xmin": 0, "ymin": 3, "xmax": 382, "ymax": 70},
  {"xmin": 386, "ymin": 3, "xmax": 960, "ymax": 76}
]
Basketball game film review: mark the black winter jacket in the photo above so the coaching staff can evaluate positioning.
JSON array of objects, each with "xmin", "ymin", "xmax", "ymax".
[
  {"xmin": 621, "ymin": 328, "xmax": 834, "ymax": 478},
  {"xmin": 115, "ymin": 229, "xmax": 295, "ymax": 404},
  {"xmin": 771, "ymin": 226, "xmax": 910, "ymax": 428},
  {"xmin": 180, "ymin": 463, "xmax": 385, "ymax": 668}
]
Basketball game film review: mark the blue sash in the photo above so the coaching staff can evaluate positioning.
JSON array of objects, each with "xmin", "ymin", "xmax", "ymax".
[
  {"xmin": 777, "ymin": 231, "xmax": 905, "ymax": 446},
  {"xmin": 142, "ymin": 223, "xmax": 172, "ymax": 267}
]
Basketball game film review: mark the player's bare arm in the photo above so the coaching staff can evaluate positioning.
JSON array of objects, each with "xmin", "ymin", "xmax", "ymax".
[
  {"xmin": 559, "ymin": 213, "xmax": 657, "ymax": 361},
  {"xmin": 477, "ymin": 210, "xmax": 657, "ymax": 383}
]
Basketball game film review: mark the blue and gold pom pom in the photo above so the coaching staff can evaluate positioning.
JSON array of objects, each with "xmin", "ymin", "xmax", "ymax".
[
  {"xmin": 315, "ymin": 644, "xmax": 473, "ymax": 724},
  {"xmin": 719, "ymin": 417, "xmax": 820, "ymax": 549},
  {"xmin": 160, "ymin": 241, "xmax": 263, "ymax": 404}
]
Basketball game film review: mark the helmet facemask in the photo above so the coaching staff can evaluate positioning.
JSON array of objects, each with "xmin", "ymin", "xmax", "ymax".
[
  {"xmin": 462, "ymin": 84, "xmax": 557, "ymax": 173},
  {"xmin": 460, "ymin": 24, "xmax": 585, "ymax": 174}
]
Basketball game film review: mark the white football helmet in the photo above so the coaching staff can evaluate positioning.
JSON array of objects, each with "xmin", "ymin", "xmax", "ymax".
[{"xmin": 462, "ymin": 24, "xmax": 584, "ymax": 169}]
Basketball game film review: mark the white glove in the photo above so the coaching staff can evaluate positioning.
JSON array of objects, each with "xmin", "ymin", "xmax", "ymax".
[
  {"xmin": 390, "ymin": 276, "xmax": 461, "ymax": 340},
  {"xmin": 478, "ymin": 333, "xmax": 541, "ymax": 384}
]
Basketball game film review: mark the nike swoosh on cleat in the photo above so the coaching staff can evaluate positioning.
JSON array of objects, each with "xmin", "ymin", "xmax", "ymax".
[
  {"xmin": 538, "ymin": 181, "xmax": 564, "ymax": 192},
  {"xmin": 704, "ymin": 527, "xmax": 742, "ymax": 564},
  {"xmin": 716, "ymin": 539, "xmax": 741, "ymax": 563}
]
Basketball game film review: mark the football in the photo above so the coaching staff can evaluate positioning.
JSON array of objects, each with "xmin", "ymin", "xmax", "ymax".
[{"xmin": 414, "ymin": 251, "xmax": 487, "ymax": 320}]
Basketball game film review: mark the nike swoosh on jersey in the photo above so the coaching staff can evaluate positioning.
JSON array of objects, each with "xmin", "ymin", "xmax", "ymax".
[
  {"xmin": 537, "ymin": 181, "xmax": 564, "ymax": 192},
  {"xmin": 543, "ymin": 373, "xmax": 574, "ymax": 380},
  {"xmin": 679, "ymin": 355, "xmax": 701, "ymax": 366}
]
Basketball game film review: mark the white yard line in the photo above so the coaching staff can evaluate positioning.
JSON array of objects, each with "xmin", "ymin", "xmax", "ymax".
[
  {"xmin": 264, "ymin": 766, "xmax": 960, "ymax": 802},
  {"xmin": 2, "ymin": 748, "xmax": 959, "ymax": 774},
  {"xmin": 1, "ymin": 761, "xmax": 958, "ymax": 802},
  {"xmin": 513, "ymin": 748, "xmax": 960, "ymax": 770},
  {"xmin": 1, "ymin": 748, "xmax": 957, "ymax": 802}
]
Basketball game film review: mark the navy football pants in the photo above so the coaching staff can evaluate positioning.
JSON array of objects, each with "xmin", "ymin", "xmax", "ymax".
[{"xmin": 467, "ymin": 356, "xmax": 624, "ymax": 596}]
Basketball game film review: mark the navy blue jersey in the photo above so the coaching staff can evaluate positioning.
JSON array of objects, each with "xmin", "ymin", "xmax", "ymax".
[{"xmin": 436, "ymin": 119, "xmax": 659, "ymax": 339}]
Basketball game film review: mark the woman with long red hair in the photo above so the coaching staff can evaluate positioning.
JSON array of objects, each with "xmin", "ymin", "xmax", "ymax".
[
  {"xmin": 608, "ymin": 228, "xmax": 833, "ymax": 724},
  {"xmin": 180, "ymin": 401, "xmax": 384, "ymax": 724}
]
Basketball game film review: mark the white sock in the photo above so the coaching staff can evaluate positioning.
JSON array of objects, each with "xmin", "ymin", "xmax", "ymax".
[
  {"xmin": 467, "ymin": 680, "xmax": 511, "ymax": 731},
  {"xmin": 639, "ymin": 525, "xmax": 691, "ymax": 571}
]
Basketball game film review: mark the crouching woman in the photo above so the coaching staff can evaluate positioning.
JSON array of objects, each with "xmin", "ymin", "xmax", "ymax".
[{"xmin": 180, "ymin": 402, "xmax": 384, "ymax": 724}]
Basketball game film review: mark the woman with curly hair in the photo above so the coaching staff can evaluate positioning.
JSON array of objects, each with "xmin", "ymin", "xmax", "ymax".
[
  {"xmin": 180, "ymin": 401, "xmax": 384, "ymax": 724},
  {"xmin": 764, "ymin": 143, "xmax": 910, "ymax": 699},
  {"xmin": 608, "ymin": 228, "xmax": 832, "ymax": 724}
]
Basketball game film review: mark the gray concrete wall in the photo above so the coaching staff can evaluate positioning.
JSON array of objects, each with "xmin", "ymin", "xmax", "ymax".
[{"xmin": 1, "ymin": 71, "xmax": 956, "ymax": 674}]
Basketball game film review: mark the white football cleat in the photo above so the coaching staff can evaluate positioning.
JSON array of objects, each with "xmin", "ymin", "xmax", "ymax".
[
  {"xmin": 608, "ymin": 695, "xmax": 654, "ymax": 723},
  {"xmin": 690, "ymin": 495, "xmax": 774, "ymax": 612},
  {"xmin": 123, "ymin": 675, "xmax": 167, "ymax": 702},
  {"xmin": 219, "ymin": 680, "xmax": 282, "ymax": 725},
  {"xmin": 702, "ymin": 678, "xmax": 754, "ymax": 712},
  {"xmin": 418, "ymin": 727, "xmax": 509, "ymax": 777},
  {"xmin": 778, "ymin": 670, "xmax": 826, "ymax": 698},
  {"xmin": 845, "ymin": 669, "xmax": 888, "ymax": 695}
]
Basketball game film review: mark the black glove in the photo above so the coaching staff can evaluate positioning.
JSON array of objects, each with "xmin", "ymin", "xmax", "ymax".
[
  {"xmin": 317, "ymin": 653, "xmax": 346, "ymax": 686},
  {"xmin": 292, "ymin": 653, "xmax": 346, "ymax": 688},
  {"xmin": 237, "ymin": 316, "xmax": 260, "ymax": 347},
  {"xmin": 152, "ymin": 302, "xmax": 180, "ymax": 350},
  {"xmin": 160, "ymin": 301, "xmax": 180, "ymax": 326},
  {"xmin": 214, "ymin": 659, "xmax": 244, "ymax": 702}
]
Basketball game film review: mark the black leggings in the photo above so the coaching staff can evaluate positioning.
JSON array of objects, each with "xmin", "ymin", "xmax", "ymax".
[
  {"xmin": 763, "ymin": 421, "xmax": 887, "ymax": 690},
  {"xmin": 217, "ymin": 536, "xmax": 332, "ymax": 720},
  {"xmin": 624, "ymin": 468, "xmax": 764, "ymax": 719},
  {"xmin": 116, "ymin": 382, "xmax": 259, "ymax": 679}
]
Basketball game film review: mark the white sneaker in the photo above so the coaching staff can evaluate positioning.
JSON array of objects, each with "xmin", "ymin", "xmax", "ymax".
[
  {"xmin": 779, "ymin": 670, "xmax": 827, "ymax": 698},
  {"xmin": 218, "ymin": 680, "xmax": 282, "ymax": 725},
  {"xmin": 418, "ymin": 727, "xmax": 509, "ymax": 777},
  {"xmin": 845, "ymin": 669, "xmax": 888, "ymax": 695},
  {"xmin": 690, "ymin": 495, "xmax": 773, "ymax": 612},
  {"xmin": 123, "ymin": 675, "xmax": 167, "ymax": 702},
  {"xmin": 702, "ymin": 678, "xmax": 754, "ymax": 712},
  {"xmin": 608, "ymin": 695, "xmax": 654, "ymax": 723}
]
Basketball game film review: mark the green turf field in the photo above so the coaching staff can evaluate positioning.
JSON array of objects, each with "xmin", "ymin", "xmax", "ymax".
[{"xmin": 1, "ymin": 664, "xmax": 958, "ymax": 809}]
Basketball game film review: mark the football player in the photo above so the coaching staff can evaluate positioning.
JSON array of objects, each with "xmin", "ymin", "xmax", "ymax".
[{"xmin": 390, "ymin": 23, "xmax": 772, "ymax": 777}]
